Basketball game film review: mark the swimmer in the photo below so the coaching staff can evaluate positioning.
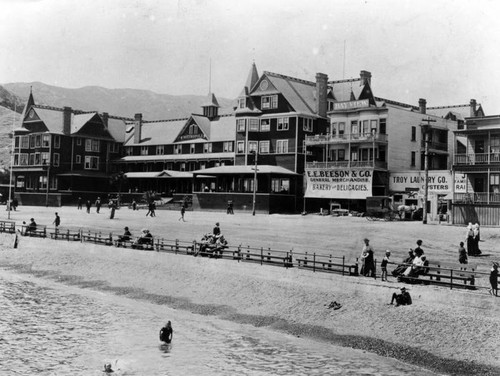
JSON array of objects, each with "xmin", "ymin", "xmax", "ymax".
[
  {"xmin": 103, "ymin": 363, "xmax": 114, "ymax": 373},
  {"xmin": 159, "ymin": 321, "xmax": 173, "ymax": 343}
]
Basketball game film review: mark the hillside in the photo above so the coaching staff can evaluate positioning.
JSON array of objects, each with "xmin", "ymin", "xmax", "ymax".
[
  {"xmin": 0, "ymin": 106, "xmax": 21, "ymax": 168},
  {"xmin": 3, "ymin": 82, "xmax": 235, "ymax": 120}
]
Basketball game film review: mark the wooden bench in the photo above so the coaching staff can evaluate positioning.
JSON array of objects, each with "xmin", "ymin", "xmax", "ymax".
[
  {"xmin": 50, "ymin": 229, "xmax": 81, "ymax": 241},
  {"xmin": 114, "ymin": 238, "xmax": 134, "ymax": 248},
  {"xmin": 296, "ymin": 255, "xmax": 358, "ymax": 275},
  {"xmin": 156, "ymin": 238, "xmax": 195, "ymax": 255},
  {"xmin": 82, "ymin": 232, "xmax": 113, "ymax": 246},
  {"xmin": 0, "ymin": 220, "xmax": 16, "ymax": 233},
  {"xmin": 21, "ymin": 225, "xmax": 47, "ymax": 238},
  {"xmin": 400, "ymin": 261, "xmax": 477, "ymax": 289},
  {"xmin": 130, "ymin": 237, "xmax": 155, "ymax": 250}
]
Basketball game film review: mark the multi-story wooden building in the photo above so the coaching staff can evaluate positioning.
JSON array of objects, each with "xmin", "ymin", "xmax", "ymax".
[
  {"xmin": 452, "ymin": 114, "xmax": 500, "ymax": 225},
  {"xmin": 12, "ymin": 91, "xmax": 127, "ymax": 205}
]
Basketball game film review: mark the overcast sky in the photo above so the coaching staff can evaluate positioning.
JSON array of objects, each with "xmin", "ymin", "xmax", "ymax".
[{"xmin": 1, "ymin": 0, "xmax": 499, "ymax": 113}]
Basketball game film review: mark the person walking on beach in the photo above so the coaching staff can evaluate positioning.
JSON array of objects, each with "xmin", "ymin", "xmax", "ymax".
[
  {"xmin": 466, "ymin": 223, "xmax": 475, "ymax": 256},
  {"xmin": 458, "ymin": 241, "xmax": 468, "ymax": 265},
  {"xmin": 159, "ymin": 321, "xmax": 173, "ymax": 343},
  {"xmin": 77, "ymin": 197, "xmax": 83, "ymax": 210},
  {"xmin": 213, "ymin": 222, "xmax": 221, "ymax": 237},
  {"xmin": 361, "ymin": 238, "xmax": 375, "ymax": 278},
  {"xmin": 53, "ymin": 212, "xmax": 61, "ymax": 232},
  {"xmin": 389, "ymin": 287, "xmax": 412, "ymax": 306},
  {"xmin": 179, "ymin": 205, "xmax": 186, "ymax": 221},
  {"xmin": 95, "ymin": 197, "xmax": 102, "ymax": 213},
  {"xmin": 86, "ymin": 199, "xmax": 92, "ymax": 213},
  {"xmin": 489, "ymin": 262, "xmax": 499, "ymax": 296},
  {"xmin": 473, "ymin": 223, "xmax": 482, "ymax": 255},
  {"xmin": 146, "ymin": 201, "xmax": 156, "ymax": 217},
  {"xmin": 132, "ymin": 199, "xmax": 137, "ymax": 211},
  {"xmin": 381, "ymin": 250, "xmax": 391, "ymax": 281}
]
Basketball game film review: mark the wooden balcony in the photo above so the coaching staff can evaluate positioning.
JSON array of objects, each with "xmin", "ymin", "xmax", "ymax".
[
  {"xmin": 306, "ymin": 160, "xmax": 388, "ymax": 169},
  {"xmin": 305, "ymin": 133, "xmax": 388, "ymax": 145},
  {"xmin": 454, "ymin": 153, "xmax": 500, "ymax": 165}
]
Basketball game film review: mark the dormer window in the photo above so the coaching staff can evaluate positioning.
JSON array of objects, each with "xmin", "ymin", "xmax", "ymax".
[
  {"xmin": 238, "ymin": 98, "xmax": 246, "ymax": 109},
  {"xmin": 261, "ymin": 95, "xmax": 278, "ymax": 109}
]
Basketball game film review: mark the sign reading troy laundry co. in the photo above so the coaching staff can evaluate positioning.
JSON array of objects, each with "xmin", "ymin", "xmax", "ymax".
[
  {"xmin": 333, "ymin": 99, "xmax": 369, "ymax": 111},
  {"xmin": 305, "ymin": 168, "xmax": 373, "ymax": 199},
  {"xmin": 389, "ymin": 171, "xmax": 465, "ymax": 194}
]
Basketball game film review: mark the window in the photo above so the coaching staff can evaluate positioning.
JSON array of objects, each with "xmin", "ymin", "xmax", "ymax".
[
  {"xmin": 490, "ymin": 174, "xmax": 500, "ymax": 194},
  {"xmin": 20, "ymin": 153, "xmax": 28, "ymax": 165},
  {"xmin": 243, "ymin": 178, "xmax": 254, "ymax": 192},
  {"xmin": 174, "ymin": 144, "xmax": 182, "ymax": 154},
  {"xmin": 223, "ymin": 141, "xmax": 233, "ymax": 152},
  {"xmin": 35, "ymin": 134, "xmax": 41, "ymax": 147},
  {"xmin": 338, "ymin": 149, "xmax": 345, "ymax": 161},
  {"xmin": 42, "ymin": 134, "xmax": 50, "ymax": 147},
  {"xmin": 34, "ymin": 153, "xmax": 41, "ymax": 165},
  {"xmin": 411, "ymin": 126, "xmax": 416, "ymax": 141},
  {"xmin": 277, "ymin": 117, "xmax": 289, "ymax": 131},
  {"xmin": 351, "ymin": 120, "xmax": 358, "ymax": 135},
  {"xmin": 39, "ymin": 175, "xmax": 47, "ymax": 190},
  {"xmin": 200, "ymin": 162, "xmax": 206, "ymax": 170},
  {"xmin": 260, "ymin": 141, "xmax": 270, "ymax": 153},
  {"xmin": 238, "ymin": 98, "xmax": 246, "ymax": 109},
  {"xmin": 50, "ymin": 176, "xmax": 58, "ymax": 190},
  {"xmin": 361, "ymin": 120, "xmax": 369, "ymax": 135},
  {"xmin": 109, "ymin": 143, "xmax": 119, "ymax": 153},
  {"xmin": 41, "ymin": 152, "xmax": 50, "ymax": 165},
  {"xmin": 54, "ymin": 135, "xmax": 61, "ymax": 149},
  {"xmin": 21, "ymin": 136, "xmax": 29, "ymax": 148},
  {"xmin": 248, "ymin": 119, "xmax": 259, "ymax": 132},
  {"xmin": 53, "ymin": 153, "xmax": 60, "ymax": 167},
  {"xmin": 16, "ymin": 175, "xmax": 25, "ymax": 189},
  {"xmin": 272, "ymin": 178, "xmax": 290, "ymax": 193},
  {"xmin": 188, "ymin": 124, "xmax": 197, "ymax": 135},
  {"xmin": 261, "ymin": 95, "xmax": 278, "ymax": 109},
  {"xmin": 14, "ymin": 154, "xmax": 19, "ymax": 166},
  {"xmin": 237, "ymin": 119, "xmax": 246, "ymax": 132},
  {"xmin": 260, "ymin": 119, "xmax": 270, "ymax": 132},
  {"xmin": 303, "ymin": 118, "xmax": 313, "ymax": 132},
  {"xmin": 276, "ymin": 140, "xmax": 289, "ymax": 154},
  {"xmin": 379, "ymin": 118, "xmax": 387, "ymax": 134},
  {"xmin": 141, "ymin": 146, "xmax": 149, "ymax": 155},
  {"xmin": 76, "ymin": 137, "xmax": 82, "ymax": 146},
  {"xmin": 125, "ymin": 147, "xmax": 133, "ymax": 156},
  {"xmin": 85, "ymin": 139, "xmax": 99, "ymax": 152},
  {"xmin": 237, "ymin": 141, "xmax": 245, "ymax": 154},
  {"xmin": 338, "ymin": 122, "xmax": 345, "ymax": 136},
  {"xmin": 84, "ymin": 156, "xmax": 99, "ymax": 170},
  {"xmin": 411, "ymin": 151, "xmax": 416, "ymax": 167},
  {"xmin": 370, "ymin": 120, "xmax": 378, "ymax": 134},
  {"xmin": 180, "ymin": 163, "xmax": 186, "ymax": 172},
  {"xmin": 76, "ymin": 155, "xmax": 81, "ymax": 164},
  {"xmin": 351, "ymin": 150, "xmax": 358, "ymax": 161},
  {"xmin": 29, "ymin": 153, "xmax": 35, "ymax": 165},
  {"xmin": 189, "ymin": 144, "xmax": 195, "ymax": 154},
  {"xmin": 248, "ymin": 141, "xmax": 258, "ymax": 153},
  {"xmin": 203, "ymin": 143, "xmax": 212, "ymax": 153},
  {"xmin": 331, "ymin": 122, "xmax": 337, "ymax": 137},
  {"xmin": 30, "ymin": 135, "xmax": 35, "ymax": 148},
  {"xmin": 156, "ymin": 145, "xmax": 164, "ymax": 155}
]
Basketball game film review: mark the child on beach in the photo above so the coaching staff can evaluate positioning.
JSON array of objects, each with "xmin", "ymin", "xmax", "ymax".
[
  {"xmin": 458, "ymin": 241, "xmax": 468, "ymax": 265},
  {"xmin": 381, "ymin": 250, "xmax": 391, "ymax": 281},
  {"xmin": 489, "ymin": 262, "xmax": 499, "ymax": 296}
]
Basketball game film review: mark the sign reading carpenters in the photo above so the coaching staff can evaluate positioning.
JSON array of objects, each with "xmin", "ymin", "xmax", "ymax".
[{"xmin": 305, "ymin": 168, "xmax": 373, "ymax": 199}]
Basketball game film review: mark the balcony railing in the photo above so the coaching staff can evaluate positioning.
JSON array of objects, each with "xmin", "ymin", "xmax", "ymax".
[
  {"xmin": 306, "ymin": 160, "xmax": 388, "ymax": 169},
  {"xmin": 421, "ymin": 140, "xmax": 448, "ymax": 151},
  {"xmin": 454, "ymin": 153, "xmax": 500, "ymax": 165},
  {"xmin": 305, "ymin": 133, "xmax": 388, "ymax": 145},
  {"xmin": 454, "ymin": 192, "xmax": 500, "ymax": 204}
]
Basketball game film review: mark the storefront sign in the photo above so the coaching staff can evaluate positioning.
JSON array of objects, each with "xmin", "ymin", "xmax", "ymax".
[
  {"xmin": 305, "ymin": 168, "xmax": 373, "ymax": 199},
  {"xmin": 333, "ymin": 99, "xmax": 369, "ymax": 111},
  {"xmin": 390, "ymin": 171, "xmax": 466, "ymax": 194}
]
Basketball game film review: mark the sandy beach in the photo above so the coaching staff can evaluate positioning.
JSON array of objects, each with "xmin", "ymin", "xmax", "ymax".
[{"xmin": 0, "ymin": 206, "xmax": 499, "ymax": 375}]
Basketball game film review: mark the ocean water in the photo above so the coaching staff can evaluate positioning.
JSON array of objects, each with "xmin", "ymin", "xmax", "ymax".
[{"xmin": 0, "ymin": 269, "xmax": 438, "ymax": 376}]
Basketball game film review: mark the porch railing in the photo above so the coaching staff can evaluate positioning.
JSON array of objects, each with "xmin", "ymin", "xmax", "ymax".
[
  {"xmin": 305, "ymin": 133, "xmax": 388, "ymax": 145},
  {"xmin": 454, "ymin": 153, "xmax": 500, "ymax": 165},
  {"xmin": 454, "ymin": 192, "xmax": 500, "ymax": 204},
  {"xmin": 306, "ymin": 160, "xmax": 387, "ymax": 169}
]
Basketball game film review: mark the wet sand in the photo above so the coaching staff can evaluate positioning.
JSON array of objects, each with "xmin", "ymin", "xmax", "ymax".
[{"xmin": 1, "ymin": 206, "xmax": 499, "ymax": 375}]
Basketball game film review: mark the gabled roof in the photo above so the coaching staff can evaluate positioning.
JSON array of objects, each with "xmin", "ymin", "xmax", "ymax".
[
  {"xmin": 245, "ymin": 62, "xmax": 259, "ymax": 92},
  {"xmin": 255, "ymin": 71, "xmax": 317, "ymax": 115},
  {"xmin": 125, "ymin": 118, "xmax": 187, "ymax": 146},
  {"xmin": 21, "ymin": 88, "xmax": 35, "ymax": 121},
  {"xmin": 201, "ymin": 92, "xmax": 220, "ymax": 108},
  {"xmin": 72, "ymin": 113, "xmax": 97, "ymax": 133},
  {"xmin": 124, "ymin": 170, "xmax": 193, "ymax": 179},
  {"xmin": 427, "ymin": 105, "xmax": 473, "ymax": 121},
  {"xmin": 30, "ymin": 107, "xmax": 64, "ymax": 133}
]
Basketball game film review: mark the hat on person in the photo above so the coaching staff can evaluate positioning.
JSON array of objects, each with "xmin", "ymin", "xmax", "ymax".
[
  {"xmin": 124, "ymin": 227, "xmax": 129, "ymax": 230},
  {"xmin": 400, "ymin": 287, "xmax": 406, "ymax": 291},
  {"xmin": 385, "ymin": 250, "xmax": 391, "ymax": 254},
  {"xmin": 216, "ymin": 222, "xmax": 220, "ymax": 226},
  {"xmin": 416, "ymin": 239, "xmax": 423, "ymax": 246}
]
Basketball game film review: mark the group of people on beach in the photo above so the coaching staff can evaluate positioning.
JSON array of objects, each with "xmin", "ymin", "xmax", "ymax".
[
  {"xmin": 465, "ymin": 222, "xmax": 482, "ymax": 256},
  {"xmin": 195, "ymin": 222, "xmax": 228, "ymax": 257},
  {"xmin": 115, "ymin": 227, "xmax": 153, "ymax": 248}
]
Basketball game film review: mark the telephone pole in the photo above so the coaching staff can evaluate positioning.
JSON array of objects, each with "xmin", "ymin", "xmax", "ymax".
[{"xmin": 421, "ymin": 117, "xmax": 436, "ymax": 224}]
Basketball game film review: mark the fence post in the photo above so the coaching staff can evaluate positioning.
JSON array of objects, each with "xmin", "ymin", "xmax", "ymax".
[
  {"xmin": 304, "ymin": 251, "xmax": 308, "ymax": 266},
  {"xmin": 237, "ymin": 245, "xmax": 241, "ymax": 262},
  {"xmin": 342, "ymin": 255, "xmax": 345, "ymax": 276},
  {"xmin": 193, "ymin": 240, "xmax": 197, "ymax": 256},
  {"xmin": 313, "ymin": 253, "xmax": 316, "ymax": 273},
  {"xmin": 66, "ymin": 229, "xmax": 70, "ymax": 241},
  {"xmin": 175, "ymin": 239, "xmax": 179, "ymax": 254},
  {"xmin": 267, "ymin": 247, "xmax": 271, "ymax": 262},
  {"xmin": 450, "ymin": 269, "xmax": 453, "ymax": 290},
  {"xmin": 261, "ymin": 247, "xmax": 263, "ymax": 265},
  {"xmin": 246, "ymin": 246, "xmax": 250, "ymax": 261}
]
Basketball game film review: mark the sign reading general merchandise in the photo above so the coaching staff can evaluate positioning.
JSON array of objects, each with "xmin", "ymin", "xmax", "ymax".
[
  {"xmin": 305, "ymin": 168, "xmax": 373, "ymax": 199},
  {"xmin": 333, "ymin": 99, "xmax": 369, "ymax": 111},
  {"xmin": 389, "ymin": 171, "xmax": 467, "ymax": 194}
]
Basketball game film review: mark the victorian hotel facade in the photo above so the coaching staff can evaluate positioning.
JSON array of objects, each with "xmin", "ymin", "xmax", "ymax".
[{"xmin": 11, "ymin": 64, "xmax": 485, "ymax": 217}]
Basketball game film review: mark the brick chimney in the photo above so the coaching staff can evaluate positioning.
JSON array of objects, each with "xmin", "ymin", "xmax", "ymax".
[
  {"xmin": 133, "ymin": 113, "xmax": 142, "ymax": 144},
  {"xmin": 315, "ymin": 73, "xmax": 328, "ymax": 118},
  {"xmin": 102, "ymin": 112, "xmax": 109, "ymax": 129},
  {"xmin": 63, "ymin": 107, "xmax": 72, "ymax": 135},
  {"xmin": 470, "ymin": 99, "xmax": 477, "ymax": 117},
  {"xmin": 360, "ymin": 70, "xmax": 371, "ymax": 86},
  {"xmin": 418, "ymin": 98, "xmax": 427, "ymax": 114}
]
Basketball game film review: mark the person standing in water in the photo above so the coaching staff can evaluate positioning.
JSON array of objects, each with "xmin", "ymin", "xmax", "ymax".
[{"xmin": 159, "ymin": 321, "xmax": 173, "ymax": 343}]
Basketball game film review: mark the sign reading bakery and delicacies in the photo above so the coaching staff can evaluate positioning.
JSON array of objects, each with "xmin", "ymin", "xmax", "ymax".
[
  {"xmin": 305, "ymin": 168, "xmax": 373, "ymax": 199},
  {"xmin": 390, "ymin": 171, "xmax": 467, "ymax": 194}
]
